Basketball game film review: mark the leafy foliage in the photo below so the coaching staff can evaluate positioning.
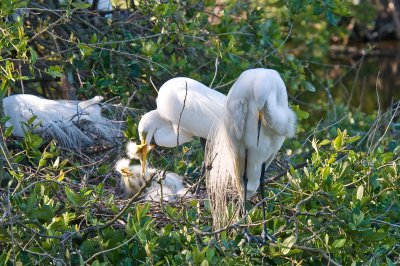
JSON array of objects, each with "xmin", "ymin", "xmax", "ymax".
[{"xmin": 0, "ymin": 0, "xmax": 399, "ymax": 265}]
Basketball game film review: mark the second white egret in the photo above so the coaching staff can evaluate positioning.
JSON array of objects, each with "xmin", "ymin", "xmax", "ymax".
[{"xmin": 205, "ymin": 68, "xmax": 296, "ymax": 241}]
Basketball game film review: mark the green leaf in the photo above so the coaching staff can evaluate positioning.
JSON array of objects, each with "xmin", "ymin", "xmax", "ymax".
[
  {"xmin": 303, "ymin": 81, "xmax": 316, "ymax": 92},
  {"xmin": 71, "ymin": 2, "xmax": 92, "ymax": 9},
  {"xmin": 90, "ymin": 33, "xmax": 98, "ymax": 44},
  {"xmin": 281, "ymin": 235, "xmax": 296, "ymax": 255},
  {"xmin": 53, "ymin": 157, "xmax": 60, "ymax": 168},
  {"xmin": 318, "ymin": 139, "xmax": 331, "ymax": 146},
  {"xmin": 292, "ymin": 105, "xmax": 309, "ymax": 120},
  {"xmin": 0, "ymin": 249, "xmax": 11, "ymax": 265},
  {"xmin": 38, "ymin": 158, "xmax": 46, "ymax": 167},
  {"xmin": 332, "ymin": 238, "xmax": 346, "ymax": 248},
  {"xmin": 65, "ymin": 187, "xmax": 80, "ymax": 205},
  {"xmin": 47, "ymin": 65, "xmax": 63, "ymax": 78},
  {"xmin": 28, "ymin": 205, "xmax": 55, "ymax": 223},
  {"xmin": 78, "ymin": 44, "xmax": 93, "ymax": 58},
  {"xmin": 4, "ymin": 126, "xmax": 13, "ymax": 137},
  {"xmin": 363, "ymin": 232, "xmax": 387, "ymax": 242},
  {"xmin": 200, "ymin": 260, "xmax": 209, "ymax": 266},
  {"xmin": 356, "ymin": 185, "xmax": 364, "ymax": 200},
  {"xmin": 27, "ymin": 115, "xmax": 38, "ymax": 125},
  {"xmin": 326, "ymin": 10, "xmax": 340, "ymax": 26},
  {"xmin": 333, "ymin": 134, "xmax": 343, "ymax": 150},
  {"xmin": 29, "ymin": 47, "xmax": 37, "ymax": 63},
  {"xmin": 386, "ymin": 257, "xmax": 396, "ymax": 266},
  {"xmin": 0, "ymin": 227, "xmax": 10, "ymax": 241},
  {"xmin": 347, "ymin": 135, "xmax": 361, "ymax": 144}
]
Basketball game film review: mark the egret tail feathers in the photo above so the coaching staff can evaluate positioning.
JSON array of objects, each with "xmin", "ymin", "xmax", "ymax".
[
  {"xmin": 205, "ymin": 122, "xmax": 244, "ymax": 230},
  {"xmin": 2, "ymin": 94, "xmax": 123, "ymax": 151}
]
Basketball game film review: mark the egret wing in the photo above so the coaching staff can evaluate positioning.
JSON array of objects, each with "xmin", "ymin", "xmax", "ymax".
[
  {"xmin": 226, "ymin": 98, "xmax": 248, "ymax": 140},
  {"xmin": 157, "ymin": 77, "xmax": 226, "ymax": 139}
]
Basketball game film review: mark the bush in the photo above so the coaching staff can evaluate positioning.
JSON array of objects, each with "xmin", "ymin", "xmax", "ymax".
[{"xmin": 1, "ymin": 0, "xmax": 399, "ymax": 265}]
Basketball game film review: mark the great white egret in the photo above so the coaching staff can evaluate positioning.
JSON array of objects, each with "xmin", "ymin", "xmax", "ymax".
[
  {"xmin": 2, "ymin": 94, "xmax": 121, "ymax": 150},
  {"xmin": 205, "ymin": 68, "xmax": 296, "ymax": 240},
  {"xmin": 137, "ymin": 77, "xmax": 226, "ymax": 176}
]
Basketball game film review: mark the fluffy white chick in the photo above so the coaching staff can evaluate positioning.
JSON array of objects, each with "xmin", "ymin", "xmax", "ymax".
[{"xmin": 115, "ymin": 144, "xmax": 191, "ymax": 202}]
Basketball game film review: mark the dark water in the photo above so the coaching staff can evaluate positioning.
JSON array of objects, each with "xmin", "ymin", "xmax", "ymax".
[{"xmin": 330, "ymin": 41, "xmax": 400, "ymax": 113}]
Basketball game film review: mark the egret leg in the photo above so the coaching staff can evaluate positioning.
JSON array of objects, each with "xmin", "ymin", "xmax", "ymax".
[
  {"xmin": 259, "ymin": 162, "xmax": 268, "ymax": 241},
  {"xmin": 243, "ymin": 149, "xmax": 248, "ymax": 222},
  {"xmin": 200, "ymin": 137, "xmax": 207, "ymax": 150},
  {"xmin": 242, "ymin": 149, "xmax": 252, "ymax": 242}
]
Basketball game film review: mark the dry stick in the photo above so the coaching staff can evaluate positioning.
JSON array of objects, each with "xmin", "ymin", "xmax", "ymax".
[
  {"xmin": 371, "ymin": 101, "xmax": 400, "ymax": 153},
  {"xmin": 48, "ymin": 31, "xmax": 173, "ymax": 76},
  {"xmin": 14, "ymin": 240, "xmax": 67, "ymax": 266},
  {"xmin": 367, "ymin": 71, "xmax": 382, "ymax": 151},
  {"xmin": 189, "ymin": 215, "xmax": 341, "ymax": 265},
  {"xmin": 209, "ymin": 57, "xmax": 219, "ymax": 89},
  {"xmin": 149, "ymin": 76, "xmax": 159, "ymax": 94},
  {"xmin": 252, "ymin": 21, "xmax": 293, "ymax": 67},
  {"xmin": 28, "ymin": 16, "xmax": 65, "ymax": 42},
  {"xmin": 265, "ymin": 161, "xmax": 307, "ymax": 184},
  {"xmin": 357, "ymin": 102, "xmax": 399, "ymax": 148},
  {"xmin": 293, "ymin": 191, "xmax": 331, "ymax": 240},
  {"xmin": 269, "ymin": 242, "xmax": 342, "ymax": 266},
  {"xmin": 5, "ymin": 186, "xmax": 17, "ymax": 264},
  {"xmin": 176, "ymin": 80, "xmax": 188, "ymax": 146},
  {"xmin": 149, "ymin": 160, "xmax": 184, "ymax": 230}
]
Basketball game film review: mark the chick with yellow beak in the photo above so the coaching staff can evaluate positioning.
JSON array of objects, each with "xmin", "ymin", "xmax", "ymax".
[{"xmin": 126, "ymin": 138, "xmax": 149, "ymax": 178}]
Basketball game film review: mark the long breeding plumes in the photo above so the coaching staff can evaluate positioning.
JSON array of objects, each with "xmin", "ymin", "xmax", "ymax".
[
  {"xmin": 2, "ymin": 94, "xmax": 122, "ymax": 150},
  {"xmin": 205, "ymin": 68, "xmax": 297, "ymax": 229},
  {"xmin": 115, "ymin": 158, "xmax": 190, "ymax": 202}
]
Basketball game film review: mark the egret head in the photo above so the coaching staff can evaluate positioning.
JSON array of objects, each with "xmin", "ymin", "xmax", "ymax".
[
  {"xmin": 137, "ymin": 111, "xmax": 162, "ymax": 177},
  {"xmin": 138, "ymin": 110, "xmax": 161, "ymax": 144}
]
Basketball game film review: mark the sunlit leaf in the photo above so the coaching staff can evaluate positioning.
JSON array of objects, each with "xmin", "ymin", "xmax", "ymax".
[
  {"xmin": 332, "ymin": 238, "xmax": 346, "ymax": 248},
  {"xmin": 281, "ymin": 235, "xmax": 296, "ymax": 255},
  {"xmin": 356, "ymin": 185, "xmax": 364, "ymax": 200}
]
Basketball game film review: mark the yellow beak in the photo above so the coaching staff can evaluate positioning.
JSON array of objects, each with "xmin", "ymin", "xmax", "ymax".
[
  {"xmin": 257, "ymin": 111, "xmax": 262, "ymax": 146},
  {"xmin": 140, "ymin": 137, "xmax": 148, "ymax": 178}
]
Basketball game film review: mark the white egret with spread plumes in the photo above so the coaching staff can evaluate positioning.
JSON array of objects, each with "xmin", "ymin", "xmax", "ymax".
[
  {"xmin": 137, "ymin": 77, "xmax": 226, "ymax": 176},
  {"xmin": 2, "ymin": 94, "xmax": 121, "ymax": 150},
  {"xmin": 205, "ymin": 68, "xmax": 296, "ymax": 241}
]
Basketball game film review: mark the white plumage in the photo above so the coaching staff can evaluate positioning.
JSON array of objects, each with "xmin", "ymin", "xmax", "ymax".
[
  {"xmin": 2, "ymin": 94, "xmax": 121, "ymax": 150},
  {"xmin": 138, "ymin": 110, "xmax": 193, "ymax": 148},
  {"xmin": 116, "ymin": 144, "xmax": 190, "ymax": 202},
  {"xmin": 138, "ymin": 77, "xmax": 226, "ymax": 147},
  {"xmin": 205, "ymin": 68, "xmax": 296, "ymax": 230}
]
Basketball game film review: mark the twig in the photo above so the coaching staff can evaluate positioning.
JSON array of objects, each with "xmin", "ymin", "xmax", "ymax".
[
  {"xmin": 149, "ymin": 76, "xmax": 158, "ymax": 94},
  {"xmin": 79, "ymin": 172, "xmax": 157, "ymax": 237},
  {"xmin": 265, "ymin": 162, "xmax": 307, "ymax": 184},
  {"xmin": 84, "ymin": 229, "xmax": 143, "ymax": 264},
  {"xmin": 28, "ymin": 16, "xmax": 66, "ymax": 42},
  {"xmin": 176, "ymin": 81, "xmax": 188, "ymax": 146},
  {"xmin": 209, "ymin": 57, "xmax": 219, "ymax": 88},
  {"xmin": 269, "ymin": 242, "xmax": 342, "ymax": 266}
]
